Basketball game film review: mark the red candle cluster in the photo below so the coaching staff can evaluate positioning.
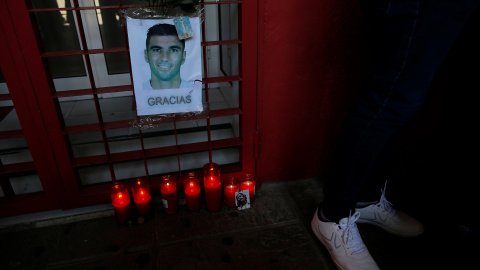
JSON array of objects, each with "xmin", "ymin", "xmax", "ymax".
[
  {"xmin": 110, "ymin": 166, "xmax": 257, "ymax": 222},
  {"xmin": 160, "ymin": 175, "xmax": 178, "ymax": 214},
  {"xmin": 111, "ymin": 179, "xmax": 153, "ymax": 224}
]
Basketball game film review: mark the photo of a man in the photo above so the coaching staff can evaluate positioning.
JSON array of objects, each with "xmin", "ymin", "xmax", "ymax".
[
  {"xmin": 127, "ymin": 17, "xmax": 202, "ymax": 116},
  {"xmin": 143, "ymin": 23, "xmax": 194, "ymax": 90}
]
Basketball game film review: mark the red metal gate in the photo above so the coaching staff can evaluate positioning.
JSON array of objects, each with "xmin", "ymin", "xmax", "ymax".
[{"xmin": 0, "ymin": 0, "xmax": 258, "ymax": 217}]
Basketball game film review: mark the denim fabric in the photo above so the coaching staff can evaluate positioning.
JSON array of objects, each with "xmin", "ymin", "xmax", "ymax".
[{"xmin": 322, "ymin": 0, "xmax": 480, "ymax": 222}]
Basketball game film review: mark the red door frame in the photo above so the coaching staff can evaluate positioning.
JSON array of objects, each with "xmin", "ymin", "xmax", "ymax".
[
  {"xmin": 0, "ymin": 0, "xmax": 258, "ymax": 216},
  {"xmin": 0, "ymin": 0, "xmax": 67, "ymax": 216}
]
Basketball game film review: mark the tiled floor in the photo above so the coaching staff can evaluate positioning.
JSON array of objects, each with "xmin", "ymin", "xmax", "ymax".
[{"xmin": 0, "ymin": 177, "xmax": 476, "ymax": 270}]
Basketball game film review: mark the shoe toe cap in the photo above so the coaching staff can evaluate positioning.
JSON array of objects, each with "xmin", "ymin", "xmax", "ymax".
[{"xmin": 396, "ymin": 211, "xmax": 424, "ymax": 237}]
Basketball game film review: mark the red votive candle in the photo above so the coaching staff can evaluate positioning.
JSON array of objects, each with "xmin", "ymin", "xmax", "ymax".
[
  {"xmin": 132, "ymin": 178, "xmax": 152, "ymax": 218},
  {"xmin": 111, "ymin": 183, "xmax": 131, "ymax": 224},
  {"xmin": 203, "ymin": 163, "xmax": 221, "ymax": 212},
  {"xmin": 240, "ymin": 174, "xmax": 256, "ymax": 203},
  {"xmin": 160, "ymin": 176, "xmax": 178, "ymax": 214},
  {"xmin": 184, "ymin": 173, "xmax": 201, "ymax": 211},
  {"xmin": 224, "ymin": 179, "xmax": 239, "ymax": 207}
]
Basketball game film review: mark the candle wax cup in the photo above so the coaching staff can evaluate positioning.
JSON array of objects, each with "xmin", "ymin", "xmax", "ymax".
[
  {"xmin": 133, "ymin": 189, "xmax": 152, "ymax": 218},
  {"xmin": 112, "ymin": 192, "xmax": 131, "ymax": 224},
  {"xmin": 161, "ymin": 183, "xmax": 178, "ymax": 214},
  {"xmin": 184, "ymin": 182, "xmax": 201, "ymax": 211},
  {"xmin": 204, "ymin": 178, "xmax": 221, "ymax": 212},
  {"xmin": 240, "ymin": 181, "xmax": 255, "ymax": 202},
  {"xmin": 224, "ymin": 184, "xmax": 238, "ymax": 207}
]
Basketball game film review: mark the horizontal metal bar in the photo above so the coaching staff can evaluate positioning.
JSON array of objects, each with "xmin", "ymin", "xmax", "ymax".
[
  {"xmin": 0, "ymin": 162, "xmax": 36, "ymax": 175},
  {"xmin": 111, "ymin": 150, "xmax": 144, "ymax": 163},
  {"xmin": 61, "ymin": 107, "xmax": 241, "ymax": 134},
  {"xmin": 0, "ymin": 129, "xmax": 24, "ymax": 140},
  {"xmin": 144, "ymin": 145, "xmax": 180, "ymax": 158},
  {"xmin": 102, "ymin": 119, "xmax": 136, "ymax": 130},
  {"xmin": 71, "ymin": 138, "xmax": 241, "ymax": 168},
  {"xmin": 40, "ymin": 47, "xmax": 128, "ymax": 58},
  {"xmin": 62, "ymin": 119, "xmax": 136, "ymax": 134},
  {"xmin": 63, "ymin": 123, "xmax": 102, "ymax": 134},
  {"xmin": 203, "ymin": 75, "xmax": 242, "ymax": 84},
  {"xmin": 54, "ymin": 89, "xmax": 92, "ymax": 98},
  {"xmin": 72, "ymin": 154, "xmax": 108, "ymax": 167},
  {"xmin": 53, "ymin": 85, "xmax": 133, "ymax": 98},
  {"xmin": 210, "ymin": 107, "xmax": 242, "ymax": 118},
  {"xmin": 202, "ymin": 1, "xmax": 243, "ymax": 5},
  {"xmin": 27, "ymin": 1, "xmax": 242, "ymax": 12},
  {"xmin": 0, "ymin": 191, "xmax": 45, "ymax": 204},
  {"xmin": 73, "ymin": 150, "xmax": 145, "ymax": 167},
  {"xmin": 28, "ymin": 5, "xmax": 144, "ymax": 12},
  {"xmin": 212, "ymin": 137, "xmax": 242, "ymax": 149},
  {"xmin": 0, "ymin": 93, "xmax": 11, "ymax": 101},
  {"xmin": 202, "ymin": 39, "xmax": 242, "ymax": 46}
]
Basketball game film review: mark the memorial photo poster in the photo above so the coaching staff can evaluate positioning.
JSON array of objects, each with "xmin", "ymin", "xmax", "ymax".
[{"xmin": 127, "ymin": 17, "xmax": 202, "ymax": 116}]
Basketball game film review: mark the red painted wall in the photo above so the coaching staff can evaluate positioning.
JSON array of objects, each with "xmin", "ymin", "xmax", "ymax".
[{"xmin": 256, "ymin": 0, "xmax": 367, "ymax": 182}]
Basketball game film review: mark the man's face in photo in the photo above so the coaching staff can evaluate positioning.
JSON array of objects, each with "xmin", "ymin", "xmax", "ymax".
[{"xmin": 144, "ymin": 35, "xmax": 186, "ymax": 83}]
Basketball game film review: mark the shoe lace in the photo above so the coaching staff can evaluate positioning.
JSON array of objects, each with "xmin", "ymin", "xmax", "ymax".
[
  {"xmin": 375, "ymin": 181, "xmax": 399, "ymax": 219},
  {"xmin": 339, "ymin": 212, "xmax": 366, "ymax": 255}
]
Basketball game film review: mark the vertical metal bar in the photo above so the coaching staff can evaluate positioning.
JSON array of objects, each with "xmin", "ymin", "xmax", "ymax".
[
  {"xmin": 118, "ymin": 0, "xmax": 130, "ymax": 63},
  {"xmin": 117, "ymin": 0, "xmax": 134, "ymax": 91},
  {"xmin": 72, "ymin": 0, "xmax": 116, "ymax": 182},
  {"xmin": 118, "ymin": 0, "xmax": 148, "ymax": 181},
  {"xmin": 201, "ymin": 1, "xmax": 213, "ymax": 163},
  {"xmin": 173, "ymin": 119, "xmax": 182, "ymax": 180},
  {"xmin": 138, "ymin": 127, "xmax": 150, "ymax": 180},
  {"xmin": 119, "ymin": 0, "xmax": 146, "ymax": 180},
  {"xmin": 238, "ymin": 3, "xmax": 244, "ymax": 169}
]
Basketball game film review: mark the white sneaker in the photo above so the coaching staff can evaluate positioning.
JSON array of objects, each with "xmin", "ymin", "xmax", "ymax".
[
  {"xmin": 355, "ymin": 183, "xmax": 424, "ymax": 237},
  {"xmin": 311, "ymin": 209, "xmax": 380, "ymax": 270}
]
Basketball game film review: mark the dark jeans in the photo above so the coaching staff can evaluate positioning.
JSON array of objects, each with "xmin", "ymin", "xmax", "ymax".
[{"xmin": 321, "ymin": 0, "xmax": 480, "ymax": 222}]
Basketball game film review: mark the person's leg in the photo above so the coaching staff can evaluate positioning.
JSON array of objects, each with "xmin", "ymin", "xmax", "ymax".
[
  {"xmin": 312, "ymin": 1, "xmax": 479, "ymax": 268},
  {"xmin": 321, "ymin": 0, "xmax": 480, "ymax": 223}
]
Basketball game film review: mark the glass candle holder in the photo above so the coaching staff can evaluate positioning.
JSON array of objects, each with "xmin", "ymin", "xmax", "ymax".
[
  {"xmin": 224, "ymin": 177, "xmax": 239, "ymax": 208},
  {"xmin": 111, "ymin": 183, "xmax": 131, "ymax": 224},
  {"xmin": 132, "ymin": 178, "xmax": 152, "ymax": 219},
  {"xmin": 240, "ymin": 174, "xmax": 256, "ymax": 203},
  {"xmin": 203, "ymin": 163, "xmax": 221, "ymax": 212},
  {"xmin": 183, "ymin": 172, "xmax": 201, "ymax": 211},
  {"xmin": 160, "ymin": 175, "xmax": 178, "ymax": 214}
]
